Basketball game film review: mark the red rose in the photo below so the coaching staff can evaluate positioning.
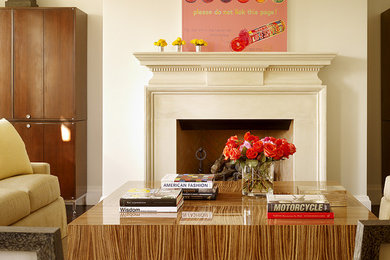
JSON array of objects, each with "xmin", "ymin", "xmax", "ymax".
[
  {"xmin": 274, "ymin": 148, "xmax": 284, "ymax": 160},
  {"xmin": 289, "ymin": 143, "xmax": 296, "ymax": 155},
  {"xmin": 244, "ymin": 131, "xmax": 259, "ymax": 143},
  {"xmin": 275, "ymin": 138, "xmax": 284, "ymax": 146},
  {"xmin": 253, "ymin": 141, "xmax": 264, "ymax": 153},
  {"xmin": 244, "ymin": 131, "xmax": 251, "ymax": 141},
  {"xmin": 226, "ymin": 135, "xmax": 239, "ymax": 148},
  {"xmin": 280, "ymin": 143, "xmax": 291, "ymax": 158},
  {"xmin": 264, "ymin": 142, "xmax": 277, "ymax": 158},
  {"xmin": 246, "ymin": 148, "xmax": 258, "ymax": 159},
  {"xmin": 223, "ymin": 146, "xmax": 231, "ymax": 160},
  {"xmin": 230, "ymin": 148, "xmax": 241, "ymax": 160}
]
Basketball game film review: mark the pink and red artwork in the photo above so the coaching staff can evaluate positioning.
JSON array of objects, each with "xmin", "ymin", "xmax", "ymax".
[{"xmin": 182, "ymin": 0, "xmax": 287, "ymax": 52}]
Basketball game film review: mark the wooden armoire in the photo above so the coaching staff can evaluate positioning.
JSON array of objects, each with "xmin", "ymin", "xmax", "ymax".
[{"xmin": 0, "ymin": 7, "xmax": 87, "ymax": 203}]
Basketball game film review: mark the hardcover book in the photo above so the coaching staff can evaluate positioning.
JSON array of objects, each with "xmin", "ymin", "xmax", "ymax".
[
  {"xmin": 119, "ymin": 197, "xmax": 184, "ymax": 213},
  {"xmin": 267, "ymin": 211, "xmax": 334, "ymax": 219},
  {"xmin": 161, "ymin": 174, "xmax": 215, "ymax": 189},
  {"xmin": 120, "ymin": 188, "xmax": 182, "ymax": 207},
  {"xmin": 183, "ymin": 186, "xmax": 219, "ymax": 200},
  {"xmin": 266, "ymin": 194, "xmax": 331, "ymax": 212},
  {"xmin": 120, "ymin": 212, "xmax": 178, "ymax": 218},
  {"xmin": 182, "ymin": 183, "xmax": 218, "ymax": 194}
]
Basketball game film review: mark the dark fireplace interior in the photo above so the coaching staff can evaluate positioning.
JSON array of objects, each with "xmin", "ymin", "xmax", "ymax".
[{"xmin": 176, "ymin": 119, "xmax": 294, "ymax": 181}]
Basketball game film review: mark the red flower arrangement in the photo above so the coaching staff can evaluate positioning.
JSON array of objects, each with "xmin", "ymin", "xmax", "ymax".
[
  {"xmin": 223, "ymin": 131, "xmax": 296, "ymax": 196},
  {"xmin": 223, "ymin": 132, "xmax": 296, "ymax": 163}
]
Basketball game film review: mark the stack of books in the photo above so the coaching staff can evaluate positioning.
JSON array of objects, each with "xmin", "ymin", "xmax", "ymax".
[
  {"xmin": 266, "ymin": 194, "xmax": 334, "ymax": 219},
  {"xmin": 161, "ymin": 174, "xmax": 218, "ymax": 200},
  {"xmin": 119, "ymin": 188, "xmax": 183, "ymax": 213}
]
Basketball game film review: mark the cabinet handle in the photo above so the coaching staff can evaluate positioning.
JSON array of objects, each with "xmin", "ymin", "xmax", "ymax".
[
  {"xmin": 26, "ymin": 124, "xmax": 31, "ymax": 129},
  {"xmin": 26, "ymin": 114, "xmax": 31, "ymax": 119}
]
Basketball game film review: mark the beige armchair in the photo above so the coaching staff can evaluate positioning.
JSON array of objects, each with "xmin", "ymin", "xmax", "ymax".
[
  {"xmin": 0, "ymin": 162, "xmax": 68, "ymax": 238},
  {"xmin": 379, "ymin": 176, "xmax": 390, "ymax": 220},
  {"xmin": 0, "ymin": 118, "xmax": 67, "ymax": 238}
]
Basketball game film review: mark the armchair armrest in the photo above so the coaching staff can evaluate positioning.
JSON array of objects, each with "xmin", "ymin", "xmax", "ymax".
[{"xmin": 30, "ymin": 163, "xmax": 50, "ymax": 175}]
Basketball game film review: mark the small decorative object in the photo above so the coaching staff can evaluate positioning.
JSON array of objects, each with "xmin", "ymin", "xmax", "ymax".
[
  {"xmin": 190, "ymin": 39, "xmax": 208, "ymax": 52},
  {"xmin": 172, "ymin": 37, "xmax": 186, "ymax": 52},
  {"xmin": 223, "ymin": 132, "xmax": 296, "ymax": 196},
  {"xmin": 154, "ymin": 39, "xmax": 167, "ymax": 52},
  {"xmin": 5, "ymin": 0, "xmax": 38, "ymax": 7}
]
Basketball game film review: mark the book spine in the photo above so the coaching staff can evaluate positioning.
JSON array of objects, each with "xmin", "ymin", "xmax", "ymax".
[
  {"xmin": 183, "ymin": 193, "xmax": 217, "ymax": 200},
  {"xmin": 119, "ymin": 206, "xmax": 180, "ymax": 213},
  {"xmin": 120, "ymin": 199, "xmax": 178, "ymax": 207},
  {"xmin": 267, "ymin": 203, "xmax": 331, "ymax": 212},
  {"xmin": 161, "ymin": 182, "xmax": 213, "ymax": 189},
  {"xmin": 267, "ymin": 212, "xmax": 334, "ymax": 219},
  {"xmin": 120, "ymin": 212, "xmax": 178, "ymax": 218},
  {"xmin": 182, "ymin": 188, "xmax": 215, "ymax": 193}
]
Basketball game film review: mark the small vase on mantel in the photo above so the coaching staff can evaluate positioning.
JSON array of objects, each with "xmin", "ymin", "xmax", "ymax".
[
  {"xmin": 176, "ymin": 45, "xmax": 182, "ymax": 52},
  {"xmin": 157, "ymin": 46, "xmax": 165, "ymax": 52},
  {"xmin": 196, "ymin": 45, "xmax": 202, "ymax": 52}
]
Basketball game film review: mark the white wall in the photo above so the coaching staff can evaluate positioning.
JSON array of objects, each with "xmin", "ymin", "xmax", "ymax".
[
  {"xmin": 0, "ymin": 0, "xmax": 103, "ymax": 204},
  {"xmin": 367, "ymin": 1, "xmax": 390, "ymax": 205},
  {"xmin": 103, "ymin": 0, "xmax": 368, "ymax": 199}
]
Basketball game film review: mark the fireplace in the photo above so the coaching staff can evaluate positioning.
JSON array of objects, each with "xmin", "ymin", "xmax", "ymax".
[
  {"xmin": 176, "ymin": 119, "xmax": 294, "ymax": 180},
  {"xmin": 134, "ymin": 52, "xmax": 336, "ymax": 184}
]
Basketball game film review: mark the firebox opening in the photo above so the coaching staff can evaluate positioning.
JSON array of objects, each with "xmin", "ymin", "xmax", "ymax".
[{"xmin": 176, "ymin": 119, "xmax": 294, "ymax": 181}]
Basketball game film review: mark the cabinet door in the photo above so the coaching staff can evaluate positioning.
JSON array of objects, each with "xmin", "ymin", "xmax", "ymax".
[
  {"xmin": 0, "ymin": 10, "xmax": 12, "ymax": 118},
  {"xmin": 44, "ymin": 9, "xmax": 75, "ymax": 119},
  {"xmin": 13, "ymin": 9, "xmax": 44, "ymax": 120},
  {"xmin": 13, "ymin": 122, "xmax": 44, "ymax": 162},
  {"xmin": 44, "ymin": 122, "xmax": 75, "ymax": 199}
]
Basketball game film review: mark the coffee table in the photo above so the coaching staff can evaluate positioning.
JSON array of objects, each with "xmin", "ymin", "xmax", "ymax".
[{"xmin": 67, "ymin": 181, "xmax": 377, "ymax": 259}]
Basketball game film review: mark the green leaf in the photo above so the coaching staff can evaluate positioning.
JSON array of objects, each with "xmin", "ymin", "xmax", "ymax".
[
  {"xmin": 246, "ymin": 159, "xmax": 259, "ymax": 168},
  {"xmin": 260, "ymin": 153, "xmax": 266, "ymax": 163},
  {"xmin": 241, "ymin": 147, "xmax": 247, "ymax": 157}
]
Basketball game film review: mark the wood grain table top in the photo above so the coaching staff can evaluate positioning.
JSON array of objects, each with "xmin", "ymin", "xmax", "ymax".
[{"xmin": 70, "ymin": 181, "xmax": 377, "ymax": 227}]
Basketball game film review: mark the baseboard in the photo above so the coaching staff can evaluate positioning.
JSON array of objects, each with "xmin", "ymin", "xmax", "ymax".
[
  {"xmin": 354, "ymin": 195, "xmax": 372, "ymax": 210},
  {"xmin": 86, "ymin": 187, "xmax": 102, "ymax": 205}
]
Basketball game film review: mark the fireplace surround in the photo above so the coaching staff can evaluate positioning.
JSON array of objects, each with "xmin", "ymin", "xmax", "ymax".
[{"xmin": 134, "ymin": 52, "xmax": 336, "ymax": 184}]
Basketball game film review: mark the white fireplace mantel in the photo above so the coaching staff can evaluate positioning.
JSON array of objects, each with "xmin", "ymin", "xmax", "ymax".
[
  {"xmin": 134, "ymin": 52, "xmax": 336, "ymax": 184},
  {"xmin": 134, "ymin": 52, "xmax": 336, "ymax": 86}
]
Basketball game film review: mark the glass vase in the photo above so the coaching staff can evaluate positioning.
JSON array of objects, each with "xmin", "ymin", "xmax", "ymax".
[
  {"xmin": 176, "ymin": 45, "xmax": 182, "ymax": 52},
  {"xmin": 241, "ymin": 161, "xmax": 274, "ymax": 196},
  {"xmin": 157, "ymin": 46, "xmax": 164, "ymax": 52},
  {"xmin": 196, "ymin": 45, "xmax": 202, "ymax": 52}
]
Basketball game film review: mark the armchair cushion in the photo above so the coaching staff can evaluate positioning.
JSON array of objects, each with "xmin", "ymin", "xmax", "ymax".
[
  {"xmin": 0, "ymin": 119, "xmax": 32, "ymax": 180},
  {"xmin": 0, "ymin": 189, "xmax": 30, "ymax": 226},
  {"xmin": 0, "ymin": 174, "xmax": 60, "ymax": 212}
]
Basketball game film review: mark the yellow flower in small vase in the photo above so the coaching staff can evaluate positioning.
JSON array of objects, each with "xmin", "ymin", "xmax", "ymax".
[
  {"xmin": 172, "ymin": 37, "xmax": 186, "ymax": 52},
  {"xmin": 154, "ymin": 39, "xmax": 167, "ymax": 52},
  {"xmin": 191, "ymin": 39, "xmax": 208, "ymax": 52}
]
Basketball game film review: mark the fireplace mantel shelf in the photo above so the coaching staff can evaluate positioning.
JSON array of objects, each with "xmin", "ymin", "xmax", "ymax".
[
  {"xmin": 134, "ymin": 52, "xmax": 336, "ymax": 66},
  {"xmin": 134, "ymin": 52, "xmax": 336, "ymax": 86}
]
